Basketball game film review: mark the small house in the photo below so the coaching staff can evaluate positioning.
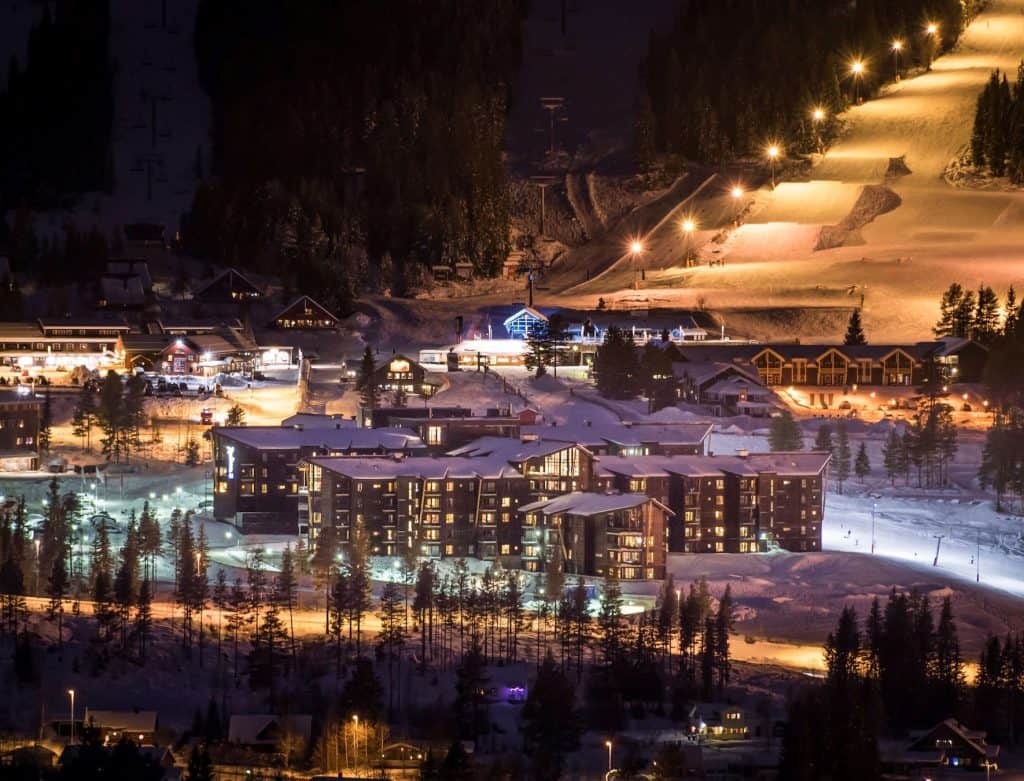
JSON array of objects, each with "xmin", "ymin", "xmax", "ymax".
[
  {"xmin": 82, "ymin": 709, "xmax": 159, "ymax": 746},
  {"xmin": 269, "ymin": 296, "xmax": 339, "ymax": 330},
  {"xmin": 227, "ymin": 714, "xmax": 312, "ymax": 750},
  {"xmin": 503, "ymin": 306, "xmax": 549, "ymax": 340},
  {"xmin": 905, "ymin": 719, "xmax": 999, "ymax": 770},
  {"xmin": 371, "ymin": 354, "xmax": 430, "ymax": 396},
  {"xmin": 192, "ymin": 268, "xmax": 264, "ymax": 304}
]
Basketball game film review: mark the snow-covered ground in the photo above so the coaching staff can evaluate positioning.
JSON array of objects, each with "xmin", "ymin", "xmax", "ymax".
[{"xmin": 420, "ymin": 0, "xmax": 1024, "ymax": 344}]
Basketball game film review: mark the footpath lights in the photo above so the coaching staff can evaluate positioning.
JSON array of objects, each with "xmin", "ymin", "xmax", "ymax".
[{"xmin": 892, "ymin": 39, "xmax": 903, "ymax": 79}]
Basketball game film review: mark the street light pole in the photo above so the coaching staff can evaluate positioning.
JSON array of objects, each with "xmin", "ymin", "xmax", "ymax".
[
  {"xmin": 766, "ymin": 146, "xmax": 780, "ymax": 189},
  {"xmin": 850, "ymin": 61, "xmax": 865, "ymax": 104},
  {"xmin": 68, "ymin": 689, "xmax": 75, "ymax": 745},
  {"xmin": 892, "ymin": 40, "xmax": 902, "ymax": 81},
  {"xmin": 870, "ymin": 502, "xmax": 876, "ymax": 554}
]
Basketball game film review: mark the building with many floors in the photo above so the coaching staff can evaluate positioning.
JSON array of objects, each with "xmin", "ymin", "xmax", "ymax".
[
  {"xmin": 0, "ymin": 391, "xmax": 42, "ymax": 471},
  {"xmin": 520, "ymin": 492, "xmax": 669, "ymax": 580},
  {"xmin": 210, "ymin": 423, "xmax": 425, "ymax": 533},
  {"xmin": 298, "ymin": 433, "xmax": 830, "ymax": 577}
]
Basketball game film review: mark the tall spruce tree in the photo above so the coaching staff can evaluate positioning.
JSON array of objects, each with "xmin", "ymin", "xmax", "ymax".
[
  {"xmin": 834, "ymin": 423, "xmax": 852, "ymax": 494},
  {"xmin": 769, "ymin": 410, "xmax": 803, "ymax": 452},
  {"xmin": 844, "ymin": 309, "xmax": 867, "ymax": 345}
]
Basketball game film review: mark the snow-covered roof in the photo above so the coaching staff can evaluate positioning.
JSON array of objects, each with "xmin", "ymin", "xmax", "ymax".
[
  {"xmin": 502, "ymin": 306, "xmax": 549, "ymax": 327},
  {"xmin": 228, "ymin": 714, "xmax": 312, "ymax": 745},
  {"xmin": 309, "ymin": 454, "xmax": 520, "ymax": 480},
  {"xmin": 270, "ymin": 295, "xmax": 339, "ymax": 326},
  {"xmin": 597, "ymin": 455, "xmax": 722, "ymax": 479},
  {"xmin": 521, "ymin": 421, "xmax": 712, "ymax": 449},
  {"xmin": 596, "ymin": 452, "xmax": 830, "ymax": 479},
  {"xmin": 704, "ymin": 376, "xmax": 774, "ymax": 398},
  {"xmin": 520, "ymin": 491, "xmax": 653, "ymax": 516},
  {"xmin": 280, "ymin": 413, "xmax": 357, "ymax": 429},
  {"xmin": 212, "ymin": 425, "xmax": 424, "ymax": 452},
  {"xmin": 673, "ymin": 360, "xmax": 763, "ymax": 388},
  {"xmin": 83, "ymin": 710, "xmax": 158, "ymax": 733},
  {"xmin": 447, "ymin": 435, "xmax": 583, "ymax": 462}
]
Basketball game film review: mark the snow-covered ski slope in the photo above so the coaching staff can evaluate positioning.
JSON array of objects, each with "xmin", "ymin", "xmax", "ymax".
[{"xmin": 542, "ymin": 0, "xmax": 1024, "ymax": 342}]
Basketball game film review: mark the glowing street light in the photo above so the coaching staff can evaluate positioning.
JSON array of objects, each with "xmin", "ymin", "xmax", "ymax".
[
  {"xmin": 766, "ymin": 145, "xmax": 781, "ymax": 189},
  {"xmin": 681, "ymin": 218, "xmax": 696, "ymax": 234},
  {"xmin": 850, "ymin": 60, "xmax": 866, "ymax": 104},
  {"xmin": 730, "ymin": 185, "xmax": 744, "ymax": 222},
  {"xmin": 892, "ymin": 39, "xmax": 904, "ymax": 80},
  {"xmin": 629, "ymin": 240, "xmax": 643, "ymax": 255},
  {"xmin": 926, "ymin": 22, "xmax": 938, "ymax": 35},
  {"xmin": 810, "ymin": 107, "xmax": 826, "ymax": 153},
  {"xmin": 605, "ymin": 740, "xmax": 614, "ymax": 771}
]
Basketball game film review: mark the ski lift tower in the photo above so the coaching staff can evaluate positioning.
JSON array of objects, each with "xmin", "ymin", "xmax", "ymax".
[
  {"xmin": 539, "ymin": 96, "xmax": 567, "ymax": 157},
  {"xmin": 529, "ymin": 175, "xmax": 560, "ymax": 238}
]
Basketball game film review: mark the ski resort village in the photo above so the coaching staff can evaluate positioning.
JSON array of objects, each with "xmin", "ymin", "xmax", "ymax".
[{"xmin": 8, "ymin": 0, "xmax": 1024, "ymax": 779}]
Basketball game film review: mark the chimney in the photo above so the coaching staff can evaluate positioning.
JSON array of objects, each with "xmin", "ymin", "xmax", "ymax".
[{"xmin": 736, "ymin": 448, "xmax": 748, "ymax": 458}]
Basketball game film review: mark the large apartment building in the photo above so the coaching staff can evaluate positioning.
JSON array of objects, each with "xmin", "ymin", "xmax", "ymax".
[
  {"xmin": 595, "ymin": 452, "xmax": 828, "ymax": 553},
  {"xmin": 521, "ymin": 493, "xmax": 670, "ymax": 580},
  {"xmin": 304, "ymin": 437, "xmax": 593, "ymax": 560},
  {"xmin": 210, "ymin": 422, "xmax": 425, "ymax": 533},
  {"xmin": 301, "ymin": 433, "xmax": 830, "ymax": 579}
]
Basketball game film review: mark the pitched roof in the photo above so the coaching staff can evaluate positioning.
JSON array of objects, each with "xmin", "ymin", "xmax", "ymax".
[
  {"xmin": 520, "ymin": 491, "xmax": 654, "ymax": 516},
  {"xmin": 270, "ymin": 295, "xmax": 340, "ymax": 326},
  {"xmin": 213, "ymin": 425, "xmax": 424, "ymax": 452},
  {"xmin": 595, "ymin": 452, "xmax": 831, "ymax": 479},
  {"xmin": 502, "ymin": 306, "xmax": 549, "ymax": 328},
  {"xmin": 228, "ymin": 714, "xmax": 312, "ymax": 744},
  {"xmin": 520, "ymin": 421, "xmax": 712, "ymax": 449},
  {"xmin": 310, "ymin": 454, "xmax": 521, "ymax": 480},
  {"xmin": 193, "ymin": 268, "xmax": 264, "ymax": 299},
  {"xmin": 673, "ymin": 360, "xmax": 763, "ymax": 388},
  {"xmin": 280, "ymin": 413, "xmax": 357, "ymax": 429},
  {"xmin": 447, "ymin": 435, "xmax": 582, "ymax": 462}
]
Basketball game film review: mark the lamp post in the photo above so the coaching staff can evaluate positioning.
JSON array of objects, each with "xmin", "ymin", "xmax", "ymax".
[
  {"xmin": 870, "ymin": 502, "xmax": 877, "ymax": 554},
  {"xmin": 34, "ymin": 538, "xmax": 40, "ymax": 594},
  {"xmin": 810, "ymin": 107, "xmax": 825, "ymax": 154},
  {"xmin": 68, "ymin": 689, "xmax": 75, "ymax": 745},
  {"xmin": 766, "ymin": 145, "xmax": 780, "ymax": 189},
  {"xmin": 353, "ymin": 715, "xmax": 360, "ymax": 767},
  {"xmin": 891, "ymin": 40, "xmax": 903, "ymax": 80},
  {"xmin": 629, "ymin": 240, "xmax": 644, "ymax": 289},
  {"xmin": 850, "ymin": 60, "xmax": 865, "ymax": 104},
  {"xmin": 924, "ymin": 23, "xmax": 939, "ymax": 71},
  {"xmin": 605, "ymin": 740, "xmax": 613, "ymax": 771},
  {"xmin": 681, "ymin": 218, "xmax": 696, "ymax": 265}
]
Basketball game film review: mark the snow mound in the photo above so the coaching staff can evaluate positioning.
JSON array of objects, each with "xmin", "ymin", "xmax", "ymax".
[
  {"xmin": 814, "ymin": 185, "xmax": 902, "ymax": 251},
  {"xmin": 886, "ymin": 156, "xmax": 912, "ymax": 179},
  {"xmin": 529, "ymin": 374, "xmax": 565, "ymax": 392}
]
